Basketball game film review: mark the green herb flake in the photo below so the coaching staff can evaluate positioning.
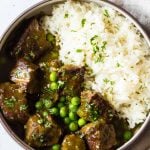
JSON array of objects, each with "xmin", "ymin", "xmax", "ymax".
[
  {"xmin": 81, "ymin": 18, "xmax": 86, "ymax": 27},
  {"xmin": 103, "ymin": 78, "xmax": 115, "ymax": 85},
  {"xmin": 116, "ymin": 62, "xmax": 121, "ymax": 67},
  {"xmin": 64, "ymin": 13, "xmax": 69, "ymax": 18},
  {"xmin": 109, "ymin": 87, "xmax": 114, "ymax": 94},
  {"xmin": 90, "ymin": 36, "xmax": 107, "ymax": 63},
  {"xmin": 110, "ymin": 81, "xmax": 115, "ymax": 85},
  {"xmin": 95, "ymin": 53, "xmax": 105, "ymax": 63},
  {"xmin": 89, "ymin": 103, "xmax": 100, "ymax": 121},
  {"xmin": 103, "ymin": 9, "xmax": 110, "ymax": 17},
  {"xmin": 103, "ymin": 78, "xmax": 110, "ymax": 84},
  {"xmin": 58, "ymin": 80, "xmax": 65, "ymax": 89},
  {"xmin": 71, "ymin": 30, "xmax": 77, "ymax": 32},
  {"xmin": 20, "ymin": 104, "xmax": 28, "ymax": 111},
  {"xmin": 76, "ymin": 49, "xmax": 83, "ymax": 53},
  {"xmin": 37, "ymin": 119, "xmax": 44, "ymax": 125},
  {"xmin": 4, "ymin": 97, "xmax": 16, "ymax": 108},
  {"xmin": 93, "ymin": 45, "xmax": 100, "ymax": 54},
  {"xmin": 29, "ymin": 51, "xmax": 35, "ymax": 58},
  {"xmin": 101, "ymin": 41, "xmax": 107, "ymax": 51},
  {"xmin": 44, "ymin": 121, "xmax": 52, "ymax": 128},
  {"xmin": 90, "ymin": 35, "xmax": 99, "ymax": 45}
]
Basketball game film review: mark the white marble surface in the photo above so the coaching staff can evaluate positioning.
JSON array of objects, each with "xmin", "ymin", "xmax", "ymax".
[{"xmin": 0, "ymin": 0, "xmax": 149, "ymax": 150}]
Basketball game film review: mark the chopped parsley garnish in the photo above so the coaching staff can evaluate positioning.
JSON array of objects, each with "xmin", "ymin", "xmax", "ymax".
[
  {"xmin": 20, "ymin": 104, "xmax": 28, "ymax": 111},
  {"xmin": 76, "ymin": 49, "xmax": 83, "ymax": 53},
  {"xmin": 90, "ymin": 35, "xmax": 100, "ymax": 54},
  {"xmin": 81, "ymin": 18, "xmax": 86, "ymax": 27},
  {"xmin": 44, "ymin": 121, "xmax": 52, "ymax": 128},
  {"xmin": 4, "ymin": 97, "xmax": 16, "ymax": 108},
  {"xmin": 116, "ymin": 62, "xmax": 121, "ymax": 67},
  {"xmin": 90, "ymin": 35, "xmax": 99, "ymax": 46},
  {"xmin": 103, "ymin": 78, "xmax": 110, "ymax": 84},
  {"xmin": 95, "ymin": 53, "xmax": 105, "ymax": 63},
  {"xmin": 29, "ymin": 51, "xmax": 35, "ymax": 58},
  {"xmin": 90, "ymin": 36, "xmax": 107, "ymax": 63},
  {"xmin": 101, "ymin": 41, "xmax": 107, "ymax": 51},
  {"xmin": 42, "ymin": 86, "xmax": 53, "ymax": 94},
  {"xmin": 110, "ymin": 80, "xmax": 115, "ymax": 85},
  {"xmin": 103, "ymin": 9, "xmax": 110, "ymax": 17},
  {"xmin": 103, "ymin": 78, "xmax": 115, "ymax": 85},
  {"xmin": 93, "ymin": 45, "xmax": 100, "ymax": 54},
  {"xmin": 71, "ymin": 30, "xmax": 77, "ymax": 32},
  {"xmin": 89, "ymin": 103, "xmax": 100, "ymax": 121},
  {"xmin": 109, "ymin": 87, "xmax": 114, "ymax": 94},
  {"xmin": 58, "ymin": 80, "xmax": 65, "ymax": 89},
  {"xmin": 64, "ymin": 13, "xmax": 69, "ymax": 18},
  {"xmin": 37, "ymin": 119, "xmax": 44, "ymax": 124}
]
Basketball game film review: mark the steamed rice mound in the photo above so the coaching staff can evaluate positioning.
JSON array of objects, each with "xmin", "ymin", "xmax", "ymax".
[{"xmin": 41, "ymin": 1, "xmax": 150, "ymax": 128}]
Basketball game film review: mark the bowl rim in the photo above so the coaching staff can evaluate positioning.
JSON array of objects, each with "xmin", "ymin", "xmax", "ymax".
[{"xmin": 0, "ymin": 0, "xmax": 149, "ymax": 150}]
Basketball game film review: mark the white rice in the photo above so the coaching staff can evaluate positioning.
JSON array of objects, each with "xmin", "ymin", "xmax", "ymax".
[{"xmin": 41, "ymin": 1, "xmax": 150, "ymax": 128}]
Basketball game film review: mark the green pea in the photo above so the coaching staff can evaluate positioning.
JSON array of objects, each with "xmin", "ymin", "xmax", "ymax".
[
  {"xmin": 50, "ymin": 71, "xmax": 57, "ymax": 82},
  {"xmin": 35, "ymin": 101, "xmax": 43, "ymax": 109},
  {"xmin": 60, "ymin": 106, "xmax": 68, "ymax": 118},
  {"xmin": 123, "ymin": 131, "xmax": 132, "ymax": 141},
  {"xmin": 49, "ymin": 107, "xmax": 59, "ymax": 116},
  {"xmin": 64, "ymin": 117, "xmax": 71, "ymax": 124},
  {"xmin": 69, "ymin": 104, "xmax": 78, "ymax": 113},
  {"xmin": 42, "ymin": 111, "xmax": 48, "ymax": 117},
  {"xmin": 60, "ymin": 96, "xmax": 66, "ymax": 102},
  {"xmin": 69, "ymin": 122, "xmax": 78, "ymax": 131},
  {"xmin": 46, "ymin": 33, "xmax": 55, "ymax": 43},
  {"xmin": 57, "ymin": 102, "xmax": 65, "ymax": 108},
  {"xmin": 52, "ymin": 144, "xmax": 60, "ymax": 150},
  {"xmin": 44, "ymin": 100, "xmax": 53, "ymax": 109},
  {"xmin": 69, "ymin": 112, "xmax": 78, "ymax": 121},
  {"xmin": 78, "ymin": 118, "xmax": 86, "ymax": 127},
  {"xmin": 50, "ymin": 82, "xmax": 58, "ymax": 91},
  {"xmin": 71, "ymin": 97, "xmax": 80, "ymax": 106}
]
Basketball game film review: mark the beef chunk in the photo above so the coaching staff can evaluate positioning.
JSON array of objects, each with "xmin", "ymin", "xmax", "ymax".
[
  {"xmin": 11, "ymin": 19, "xmax": 52, "ymax": 62},
  {"xmin": 62, "ymin": 134, "xmax": 86, "ymax": 150},
  {"xmin": 77, "ymin": 90, "xmax": 116, "ymax": 122},
  {"xmin": 0, "ymin": 83, "xmax": 29, "ymax": 123},
  {"xmin": 59, "ymin": 65, "xmax": 85, "ymax": 97},
  {"xmin": 25, "ymin": 114, "xmax": 62, "ymax": 147},
  {"xmin": 81, "ymin": 121, "xmax": 117, "ymax": 150},
  {"xmin": 10, "ymin": 59, "xmax": 39, "ymax": 94}
]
